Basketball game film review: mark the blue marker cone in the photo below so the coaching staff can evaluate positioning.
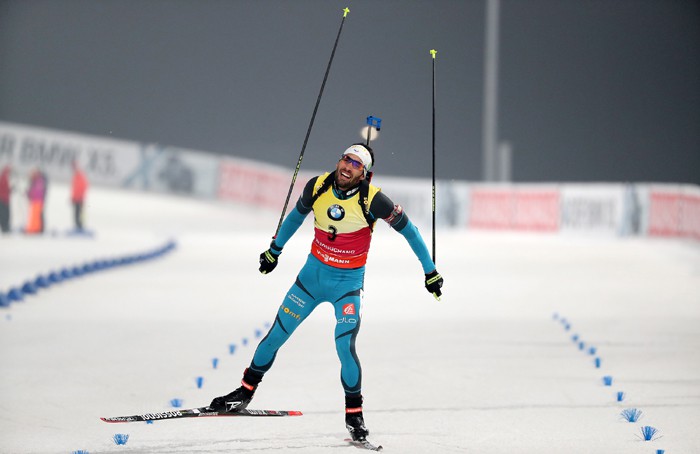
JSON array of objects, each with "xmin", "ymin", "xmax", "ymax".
[
  {"xmin": 640, "ymin": 426, "xmax": 659, "ymax": 441},
  {"xmin": 112, "ymin": 434, "xmax": 129, "ymax": 445},
  {"xmin": 620, "ymin": 408, "xmax": 642, "ymax": 422},
  {"xmin": 229, "ymin": 344, "xmax": 236, "ymax": 355},
  {"xmin": 212, "ymin": 358, "xmax": 219, "ymax": 369},
  {"xmin": 8, "ymin": 288, "xmax": 24, "ymax": 302},
  {"xmin": 617, "ymin": 391, "xmax": 625, "ymax": 402},
  {"xmin": 603, "ymin": 376, "xmax": 613, "ymax": 386},
  {"xmin": 35, "ymin": 274, "xmax": 50, "ymax": 288},
  {"xmin": 594, "ymin": 357, "xmax": 602, "ymax": 368},
  {"xmin": 21, "ymin": 280, "xmax": 38, "ymax": 294},
  {"xmin": 196, "ymin": 377, "xmax": 204, "ymax": 389}
]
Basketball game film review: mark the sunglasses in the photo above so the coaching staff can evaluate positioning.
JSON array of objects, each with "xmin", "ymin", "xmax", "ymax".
[{"xmin": 340, "ymin": 155, "xmax": 364, "ymax": 169}]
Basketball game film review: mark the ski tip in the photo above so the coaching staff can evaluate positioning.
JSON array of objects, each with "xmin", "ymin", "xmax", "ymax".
[
  {"xmin": 289, "ymin": 410, "xmax": 303, "ymax": 416},
  {"xmin": 100, "ymin": 417, "xmax": 122, "ymax": 423},
  {"xmin": 101, "ymin": 416, "xmax": 139, "ymax": 423}
]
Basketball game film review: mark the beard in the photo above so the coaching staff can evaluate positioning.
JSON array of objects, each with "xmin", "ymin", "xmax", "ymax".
[{"xmin": 335, "ymin": 167, "xmax": 363, "ymax": 191}]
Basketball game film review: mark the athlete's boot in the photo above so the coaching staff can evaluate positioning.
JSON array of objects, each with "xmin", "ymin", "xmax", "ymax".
[
  {"xmin": 209, "ymin": 368, "xmax": 263, "ymax": 413},
  {"xmin": 345, "ymin": 395, "xmax": 369, "ymax": 441}
]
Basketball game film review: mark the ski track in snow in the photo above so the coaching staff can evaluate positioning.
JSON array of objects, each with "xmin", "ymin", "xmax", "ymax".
[{"xmin": 1, "ymin": 184, "xmax": 699, "ymax": 453}]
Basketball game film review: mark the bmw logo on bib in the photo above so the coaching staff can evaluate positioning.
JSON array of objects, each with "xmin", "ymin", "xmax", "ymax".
[{"xmin": 327, "ymin": 204, "xmax": 345, "ymax": 221}]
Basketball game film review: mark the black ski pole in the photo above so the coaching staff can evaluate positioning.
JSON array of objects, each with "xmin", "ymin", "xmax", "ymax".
[
  {"xmin": 274, "ymin": 7, "xmax": 351, "ymax": 238},
  {"xmin": 430, "ymin": 49, "xmax": 437, "ymax": 264}
]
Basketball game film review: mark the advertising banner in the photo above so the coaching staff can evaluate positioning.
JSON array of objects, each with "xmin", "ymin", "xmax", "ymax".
[
  {"xmin": 559, "ymin": 185, "xmax": 635, "ymax": 236},
  {"xmin": 0, "ymin": 121, "xmax": 140, "ymax": 186},
  {"xmin": 120, "ymin": 144, "xmax": 220, "ymax": 198},
  {"xmin": 468, "ymin": 185, "xmax": 560, "ymax": 232},
  {"xmin": 3, "ymin": 122, "xmax": 698, "ymax": 241},
  {"xmin": 648, "ymin": 184, "xmax": 700, "ymax": 239},
  {"xmin": 353, "ymin": 176, "xmax": 470, "ymax": 230},
  {"xmin": 217, "ymin": 156, "xmax": 310, "ymax": 211},
  {"xmin": 0, "ymin": 122, "xmax": 220, "ymax": 198}
]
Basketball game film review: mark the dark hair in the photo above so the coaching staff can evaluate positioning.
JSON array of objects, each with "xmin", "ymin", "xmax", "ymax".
[{"xmin": 351, "ymin": 142, "xmax": 375, "ymax": 167}]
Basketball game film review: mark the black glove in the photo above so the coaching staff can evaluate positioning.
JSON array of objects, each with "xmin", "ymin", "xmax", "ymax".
[
  {"xmin": 425, "ymin": 270, "xmax": 443, "ymax": 300},
  {"xmin": 259, "ymin": 241, "xmax": 282, "ymax": 274}
]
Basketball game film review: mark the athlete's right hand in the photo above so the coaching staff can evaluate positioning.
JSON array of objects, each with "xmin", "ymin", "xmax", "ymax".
[{"xmin": 258, "ymin": 242, "xmax": 282, "ymax": 274}]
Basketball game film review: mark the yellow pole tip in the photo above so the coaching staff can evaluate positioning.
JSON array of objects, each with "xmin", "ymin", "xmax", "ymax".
[
  {"xmin": 343, "ymin": 7, "xmax": 350, "ymax": 17},
  {"xmin": 430, "ymin": 49, "xmax": 438, "ymax": 58}
]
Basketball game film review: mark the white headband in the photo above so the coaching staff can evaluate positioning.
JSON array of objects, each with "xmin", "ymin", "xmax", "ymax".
[{"xmin": 343, "ymin": 145, "xmax": 373, "ymax": 173}]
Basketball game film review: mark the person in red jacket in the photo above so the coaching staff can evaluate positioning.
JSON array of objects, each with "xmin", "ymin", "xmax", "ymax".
[
  {"xmin": 0, "ymin": 165, "xmax": 11, "ymax": 234},
  {"xmin": 26, "ymin": 168, "xmax": 47, "ymax": 234},
  {"xmin": 71, "ymin": 160, "xmax": 88, "ymax": 231}
]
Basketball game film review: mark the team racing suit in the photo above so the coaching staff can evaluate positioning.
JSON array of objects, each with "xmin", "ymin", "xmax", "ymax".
[{"xmin": 248, "ymin": 172, "xmax": 436, "ymax": 398}]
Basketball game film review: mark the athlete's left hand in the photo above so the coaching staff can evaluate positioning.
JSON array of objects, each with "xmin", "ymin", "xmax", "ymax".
[
  {"xmin": 259, "ymin": 241, "xmax": 282, "ymax": 274},
  {"xmin": 425, "ymin": 270, "xmax": 443, "ymax": 300}
]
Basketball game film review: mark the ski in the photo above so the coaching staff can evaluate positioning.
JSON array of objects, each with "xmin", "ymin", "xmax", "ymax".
[
  {"xmin": 346, "ymin": 437, "xmax": 383, "ymax": 451},
  {"xmin": 101, "ymin": 407, "xmax": 302, "ymax": 423}
]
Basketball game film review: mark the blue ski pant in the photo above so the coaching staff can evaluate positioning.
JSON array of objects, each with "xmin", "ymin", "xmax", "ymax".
[{"xmin": 249, "ymin": 254, "xmax": 364, "ymax": 396}]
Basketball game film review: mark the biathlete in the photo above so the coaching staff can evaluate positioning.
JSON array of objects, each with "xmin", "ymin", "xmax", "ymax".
[{"xmin": 209, "ymin": 143, "xmax": 444, "ymax": 441}]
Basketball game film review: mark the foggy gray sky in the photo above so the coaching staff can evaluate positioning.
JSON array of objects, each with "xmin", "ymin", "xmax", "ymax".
[{"xmin": 0, "ymin": 0, "xmax": 698, "ymax": 183}]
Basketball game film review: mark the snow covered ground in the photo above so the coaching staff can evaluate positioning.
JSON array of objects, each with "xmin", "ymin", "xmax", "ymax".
[{"xmin": 1, "ymin": 184, "xmax": 699, "ymax": 454}]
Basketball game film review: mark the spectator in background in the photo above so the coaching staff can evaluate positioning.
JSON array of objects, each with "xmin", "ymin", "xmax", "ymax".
[
  {"xmin": 71, "ymin": 160, "xmax": 88, "ymax": 231},
  {"xmin": 26, "ymin": 168, "xmax": 47, "ymax": 234},
  {"xmin": 0, "ymin": 165, "xmax": 11, "ymax": 233}
]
